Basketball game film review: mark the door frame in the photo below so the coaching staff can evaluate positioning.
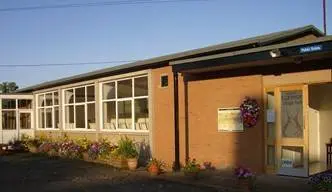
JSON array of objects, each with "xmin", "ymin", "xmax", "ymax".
[
  {"xmin": 264, "ymin": 84, "xmax": 309, "ymax": 177},
  {"xmin": 18, "ymin": 109, "xmax": 34, "ymax": 133}
]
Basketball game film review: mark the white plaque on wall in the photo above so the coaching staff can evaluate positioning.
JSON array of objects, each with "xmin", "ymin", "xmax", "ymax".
[{"xmin": 218, "ymin": 108, "xmax": 244, "ymax": 132}]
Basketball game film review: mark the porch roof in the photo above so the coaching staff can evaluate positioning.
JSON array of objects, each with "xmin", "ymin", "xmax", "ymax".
[{"xmin": 170, "ymin": 35, "xmax": 332, "ymax": 73}]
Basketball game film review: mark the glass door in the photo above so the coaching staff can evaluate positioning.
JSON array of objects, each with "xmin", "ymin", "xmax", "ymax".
[
  {"xmin": 276, "ymin": 85, "xmax": 308, "ymax": 177},
  {"xmin": 18, "ymin": 110, "xmax": 33, "ymax": 139}
]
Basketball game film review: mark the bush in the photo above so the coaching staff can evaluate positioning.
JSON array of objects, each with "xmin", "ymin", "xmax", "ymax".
[
  {"xmin": 58, "ymin": 141, "xmax": 82, "ymax": 159},
  {"xmin": 76, "ymin": 137, "xmax": 90, "ymax": 152},
  {"xmin": 38, "ymin": 142, "xmax": 59, "ymax": 153}
]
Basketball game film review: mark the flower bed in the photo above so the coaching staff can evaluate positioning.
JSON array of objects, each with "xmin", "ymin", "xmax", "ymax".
[
  {"xmin": 309, "ymin": 171, "xmax": 332, "ymax": 191},
  {"xmin": 19, "ymin": 135, "xmax": 139, "ymax": 169}
]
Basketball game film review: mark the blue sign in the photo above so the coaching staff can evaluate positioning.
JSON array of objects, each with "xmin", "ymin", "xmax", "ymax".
[{"xmin": 300, "ymin": 44, "xmax": 323, "ymax": 54}]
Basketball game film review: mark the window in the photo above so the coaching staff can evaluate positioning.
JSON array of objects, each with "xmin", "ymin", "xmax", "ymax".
[
  {"xmin": 2, "ymin": 111, "xmax": 16, "ymax": 130},
  {"xmin": 37, "ymin": 91, "xmax": 59, "ymax": 129},
  {"xmin": 102, "ymin": 75, "xmax": 149, "ymax": 131},
  {"xmin": 161, "ymin": 75, "xmax": 168, "ymax": 87},
  {"xmin": 2, "ymin": 99, "xmax": 16, "ymax": 130},
  {"xmin": 1, "ymin": 98, "xmax": 32, "ymax": 130},
  {"xmin": 63, "ymin": 85, "xmax": 95, "ymax": 129}
]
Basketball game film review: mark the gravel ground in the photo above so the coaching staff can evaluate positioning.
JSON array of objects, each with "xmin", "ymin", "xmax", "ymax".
[{"xmin": 0, "ymin": 153, "xmax": 216, "ymax": 192}]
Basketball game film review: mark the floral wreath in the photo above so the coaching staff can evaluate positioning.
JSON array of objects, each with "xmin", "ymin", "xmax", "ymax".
[{"xmin": 240, "ymin": 97, "xmax": 260, "ymax": 128}]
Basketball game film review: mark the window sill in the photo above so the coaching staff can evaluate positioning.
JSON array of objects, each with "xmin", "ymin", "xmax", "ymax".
[
  {"xmin": 100, "ymin": 129, "xmax": 149, "ymax": 134},
  {"xmin": 63, "ymin": 129, "xmax": 97, "ymax": 132},
  {"xmin": 36, "ymin": 128, "xmax": 60, "ymax": 131}
]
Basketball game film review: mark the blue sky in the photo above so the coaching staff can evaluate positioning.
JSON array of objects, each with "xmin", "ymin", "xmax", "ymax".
[{"xmin": 0, "ymin": 0, "xmax": 331, "ymax": 88}]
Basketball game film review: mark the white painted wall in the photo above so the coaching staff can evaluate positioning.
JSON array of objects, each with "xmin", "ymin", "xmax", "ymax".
[{"xmin": 309, "ymin": 84, "xmax": 332, "ymax": 165}]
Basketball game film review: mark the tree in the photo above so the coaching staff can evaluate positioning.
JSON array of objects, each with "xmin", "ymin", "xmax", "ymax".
[{"xmin": 0, "ymin": 82, "xmax": 19, "ymax": 93}]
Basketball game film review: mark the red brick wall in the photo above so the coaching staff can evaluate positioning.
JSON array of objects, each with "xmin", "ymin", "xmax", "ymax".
[{"xmin": 183, "ymin": 74, "xmax": 264, "ymax": 173}]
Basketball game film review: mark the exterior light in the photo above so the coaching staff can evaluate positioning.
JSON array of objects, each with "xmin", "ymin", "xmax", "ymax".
[{"xmin": 270, "ymin": 49, "xmax": 281, "ymax": 58}]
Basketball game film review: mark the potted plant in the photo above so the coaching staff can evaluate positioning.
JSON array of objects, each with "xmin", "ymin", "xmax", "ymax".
[
  {"xmin": 147, "ymin": 158, "xmax": 165, "ymax": 176},
  {"xmin": 110, "ymin": 148, "xmax": 127, "ymax": 169},
  {"xmin": 117, "ymin": 137, "xmax": 139, "ymax": 170},
  {"xmin": 234, "ymin": 166, "xmax": 255, "ymax": 191},
  {"xmin": 182, "ymin": 158, "xmax": 200, "ymax": 179}
]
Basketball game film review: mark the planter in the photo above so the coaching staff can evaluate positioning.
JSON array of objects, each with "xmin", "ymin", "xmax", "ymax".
[
  {"xmin": 82, "ymin": 152, "xmax": 90, "ymax": 161},
  {"xmin": 148, "ymin": 164, "xmax": 160, "ymax": 176},
  {"xmin": 184, "ymin": 171, "xmax": 199, "ymax": 179},
  {"xmin": 110, "ymin": 157, "xmax": 128, "ymax": 169},
  {"xmin": 127, "ymin": 158, "xmax": 138, "ymax": 170},
  {"xmin": 238, "ymin": 178, "xmax": 253, "ymax": 191},
  {"xmin": 28, "ymin": 146, "xmax": 38, "ymax": 153}
]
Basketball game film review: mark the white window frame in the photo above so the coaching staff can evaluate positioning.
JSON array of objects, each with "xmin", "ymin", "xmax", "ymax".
[
  {"xmin": 1, "ymin": 97, "xmax": 33, "ymax": 131},
  {"xmin": 100, "ymin": 75, "xmax": 149, "ymax": 133},
  {"xmin": 36, "ymin": 91, "xmax": 59, "ymax": 130},
  {"xmin": 62, "ymin": 84, "xmax": 96, "ymax": 130}
]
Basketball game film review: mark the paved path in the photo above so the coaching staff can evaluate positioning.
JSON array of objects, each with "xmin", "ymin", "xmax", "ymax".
[
  {"xmin": 0, "ymin": 153, "xmax": 315, "ymax": 191},
  {"xmin": 0, "ymin": 153, "xmax": 216, "ymax": 191}
]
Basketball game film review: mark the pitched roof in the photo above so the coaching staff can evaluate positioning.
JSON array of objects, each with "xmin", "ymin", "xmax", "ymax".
[{"xmin": 17, "ymin": 25, "xmax": 324, "ymax": 92}]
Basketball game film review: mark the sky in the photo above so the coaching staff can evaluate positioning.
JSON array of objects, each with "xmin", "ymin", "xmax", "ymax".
[{"xmin": 0, "ymin": 0, "xmax": 331, "ymax": 88}]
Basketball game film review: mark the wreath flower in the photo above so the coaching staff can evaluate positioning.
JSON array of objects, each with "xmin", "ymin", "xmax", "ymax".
[{"xmin": 240, "ymin": 97, "xmax": 260, "ymax": 128}]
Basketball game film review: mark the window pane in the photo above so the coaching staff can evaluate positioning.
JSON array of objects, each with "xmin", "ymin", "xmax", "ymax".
[
  {"xmin": 161, "ymin": 75, "xmax": 168, "ymax": 87},
  {"xmin": 103, "ymin": 101, "xmax": 116, "ymax": 130},
  {"xmin": 103, "ymin": 82, "xmax": 115, "ymax": 100},
  {"xmin": 54, "ymin": 107, "xmax": 59, "ymax": 128},
  {"xmin": 2, "ymin": 111, "xmax": 16, "ymax": 130},
  {"xmin": 38, "ymin": 95, "xmax": 45, "ymax": 107},
  {"xmin": 118, "ymin": 100, "xmax": 132, "ymax": 129},
  {"xmin": 281, "ymin": 90, "xmax": 303, "ymax": 138},
  {"xmin": 135, "ymin": 99, "xmax": 149, "ymax": 130},
  {"xmin": 87, "ymin": 103, "xmax": 96, "ymax": 129},
  {"xmin": 87, "ymin": 86, "xmax": 95, "ymax": 102},
  {"xmin": 134, "ymin": 77, "xmax": 148, "ymax": 96},
  {"xmin": 118, "ymin": 79, "xmax": 132, "ymax": 98},
  {"xmin": 38, "ymin": 109, "xmax": 45, "ymax": 128},
  {"xmin": 20, "ymin": 113, "xmax": 31, "ymax": 129},
  {"xmin": 45, "ymin": 108, "xmax": 53, "ymax": 128},
  {"xmin": 65, "ymin": 89, "xmax": 74, "ymax": 104},
  {"xmin": 54, "ymin": 92, "xmax": 59, "ymax": 105},
  {"xmin": 2, "ymin": 99, "xmax": 16, "ymax": 109},
  {"xmin": 281, "ymin": 146, "xmax": 304, "ymax": 168},
  {"xmin": 65, "ymin": 105, "xmax": 74, "ymax": 129},
  {"xmin": 18, "ymin": 100, "xmax": 32, "ymax": 109},
  {"xmin": 75, "ymin": 87, "xmax": 85, "ymax": 103},
  {"xmin": 46, "ymin": 93, "xmax": 53, "ymax": 106},
  {"xmin": 75, "ymin": 105, "xmax": 85, "ymax": 128}
]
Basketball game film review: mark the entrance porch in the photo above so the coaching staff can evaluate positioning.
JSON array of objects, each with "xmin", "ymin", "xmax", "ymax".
[{"xmin": 0, "ymin": 94, "xmax": 34, "ymax": 144}]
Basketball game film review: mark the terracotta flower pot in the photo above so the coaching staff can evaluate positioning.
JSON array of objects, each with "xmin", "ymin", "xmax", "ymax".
[
  {"xmin": 127, "ymin": 158, "xmax": 138, "ymax": 170},
  {"xmin": 82, "ymin": 152, "xmax": 90, "ymax": 161},
  {"xmin": 148, "ymin": 164, "xmax": 160, "ymax": 176}
]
